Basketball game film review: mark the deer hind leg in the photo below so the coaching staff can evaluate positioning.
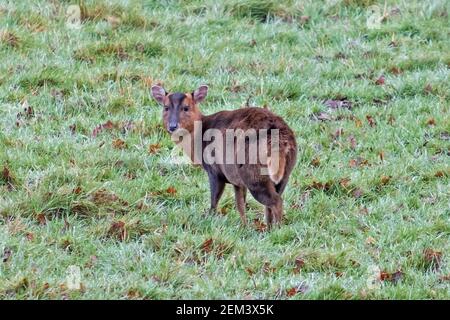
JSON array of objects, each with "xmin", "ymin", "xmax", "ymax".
[
  {"xmin": 233, "ymin": 185, "xmax": 247, "ymax": 225},
  {"xmin": 265, "ymin": 207, "xmax": 273, "ymax": 226},
  {"xmin": 263, "ymin": 194, "xmax": 282, "ymax": 228},
  {"xmin": 269, "ymin": 197, "xmax": 283, "ymax": 225},
  {"xmin": 247, "ymin": 181, "xmax": 283, "ymax": 228}
]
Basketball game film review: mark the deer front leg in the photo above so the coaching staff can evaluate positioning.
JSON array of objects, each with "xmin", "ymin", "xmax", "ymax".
[
  {"xmin": 208, "ymin": 173, "xmax": 225, "ymax": 214},
  {"xmin": 234, "ymin": 185, "xmax": 247, "ymax": 225}
]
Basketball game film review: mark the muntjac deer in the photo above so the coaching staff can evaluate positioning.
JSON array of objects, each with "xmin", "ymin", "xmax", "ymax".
[{"xmin": 151, "ymin": 85, "xmax": 297, "ymax": 228}]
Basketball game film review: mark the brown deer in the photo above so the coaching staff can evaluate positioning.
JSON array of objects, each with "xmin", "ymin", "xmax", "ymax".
[{"xmin": 151, "ymin": 85, "xmax": 297, "ymax": 228}]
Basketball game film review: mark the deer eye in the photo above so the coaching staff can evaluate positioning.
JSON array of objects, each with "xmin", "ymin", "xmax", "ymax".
[
  {"xmin": 183, "ymin": 106, "xmax": 189, "ymax": 112},
  {"xmin": 164, "ymin": 106, "xmax": 169, "ymax": 111}
]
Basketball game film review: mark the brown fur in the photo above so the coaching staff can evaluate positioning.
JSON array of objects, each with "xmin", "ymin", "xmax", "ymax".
[{"xmin": 152, "ymin": 85, "xmax": 297, "ymax": 227}]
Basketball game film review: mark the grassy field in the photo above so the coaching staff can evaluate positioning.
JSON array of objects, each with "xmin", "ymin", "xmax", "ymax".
[{"xmin": 0, "ymin": 0, "xmax": 449, "ymax": 299}]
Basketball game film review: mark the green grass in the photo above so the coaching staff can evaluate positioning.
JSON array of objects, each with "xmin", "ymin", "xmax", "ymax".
[{"xmin": 0, "ymin": 0, "xmax": 449, "ymax": 299}]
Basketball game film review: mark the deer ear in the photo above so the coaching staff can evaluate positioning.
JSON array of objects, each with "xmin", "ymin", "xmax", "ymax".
[
  {"xmin": 151, "ymin": 85, "xmax": 166, "ymax": 105},
  {"xmin": 193, "ymin": 85, "xmax": 208, "ymax": 104}
]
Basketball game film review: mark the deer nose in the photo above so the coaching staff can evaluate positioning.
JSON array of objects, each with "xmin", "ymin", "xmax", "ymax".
[{"xmin": 169, "ymin": 123, "xmax": 178, "ymax": 132}]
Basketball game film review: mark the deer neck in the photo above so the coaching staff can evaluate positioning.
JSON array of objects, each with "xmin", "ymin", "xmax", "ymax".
[{"xmin": 174, "ymin": 115, "xmax": 205, "ymax": 165}]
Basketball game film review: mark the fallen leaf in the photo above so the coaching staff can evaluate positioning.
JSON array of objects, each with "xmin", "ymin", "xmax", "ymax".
[
  {"xmin": 424, "ymin": 83, "xmax": 433, "ymax": 95},
  {"xmin": 112, "ymin": 139, "xmax": 126, "ymax": 149},
  {"xmin": 310, "ymin": 157, "xmax": 320, "ymax": 167},
  {"xmin": 388, "ymin": 115, "xmax": 396, "ymax": 125},
  {"xmin": 390, "ymin": 270, "xmax": 404, "ymax": 284},
  {"xmin": 201, "ymin": 238, "xmax": 213, "ymax": 253},
  {"xmin": 339, "ymin": 178, "xmax": 351, "ymax": 189},
  {"xmin": 379, "ymin": 151, "xmax": 385, "ymax": 161},
  {"xmin": 379, "ymin": 270, "xmax": 404, "ymax": 284},
  {"xmin": 354, "ymin": 117, "xmax": 363, "ymax": 128},
  {"xmin": 124, "ymin": 172, "xmax": 136, "ymax": 180},
  {"xmin": 61, "ymin": 239, "xmax": 71, "ymax": 250},
  {"xmin": 245, "ymin": 267, "xmax": 255, "ymax": 276},
  {"xmin": 18, "ymin": 100, "xmax": 34, "ymax": 119},
  {"xmin": 166, "ymin": 186, "xmax": 177, "ymax": 195},
  {"xmin": 108, "ymin": 221, "xmax": 126, "ymax": 241},
  {"xmin": 426, "ymin": 118, "xmax": 436, "ymax": 126},
  {"xmin": 91, "ymin": 189, "xmax": 118, "ymax": 204},
  {"xmin": 149, "ymin": 190, "xmax": 163, "ymax": 197},
  {"xmin": 348, "ymin": 135, "xmax": 357, "ymax": 150},
  {"xmin": 349, "ymin": 157, "xmax": 369, "ymax": 168},
  {"xmin": 92, "ymin": 120, "xmax": 115, "ymax": 137},
  {"xmin": 379, "ymin": 271, "xmax": 391, "ymax": 281},
  {"xmin": 308, "ymin": 181, "xmax": 331, "ymax": 191},
  {"xmin": 380, "ymin": 175, "xmax": 391, "ymax": 185},
  {"xmin": 286, "ymin": 287, "xmax": 298, "ymax": 297},
  {"xmin": 141, "ymin": 76, "xmax": 153, "ymax": 88},
  {"xmin": 375, "ymin": 75, "xmax": 385, "ymax": 85},
  {"xmin": 332, "ymin": 128, "xmax": 344, "ymax": 139},
  {"xmin": 389, "ymin": 66, "xmax": 402, "ymax": 75},
  {"xmin": 1, "ymin": 165, "xmax": 15, "ymax": 191},
  {"xmin": 149, "ymin": 143, "xmax": 161, "ymax": 154},
  {"xmin": 439, "ymin": 274, "xmax": 450, "ymax": 282},
  {"xmin": 293, "ymin": 256, "xmax": 305, "ymax": 274},
  {"xmin": 262, "ymin": 261, "xmax": 276, "ymax": 273},
  {"xmin": 434, "ymin": 171, "xmax": 445, "ymax": 178},
  {"xmin": 0, "ymin": 31, "xmax": 19, "ymax": 47},
  {"xmin": 69, "ymin": 124, "xmax": 77, "ymax": 134},
  {"xmin": 253, "ymin": 219, "xmax": 267, "ymax": 232},
  {"xmin": 127, "ymin": 289, "xmax": 140, "ymax": 299},
  {"xmin": 334, "ymin": 52, "xmax": 347, "ymax": 59},
  {"xmin": 25, "ymin": 232, "xmax": 34, "ymax": 241},
  {"xmin": 366, "ymin": 236, "xmax": 376, "ymax": 245},
  {"xmin": 73, "ymin": 186, "xmax": 82, "ymax": 194},
  {"xmin": 291, "ymin": 191, "xmax": 310, "ymax": 210},
  {"xmin": 366, "ymin": 115, "xmax": 376, "ymax": 127},
  {"xmin": 423, "ymin": 248, "xmax": 442, "ymax": 270},
  {"xmin": 36, "ymin": 213, "xmax": 46, "ymax": 225},
  {"xmin": 286, "ymin": 283, "xmax": 308, "ymax": 296}
]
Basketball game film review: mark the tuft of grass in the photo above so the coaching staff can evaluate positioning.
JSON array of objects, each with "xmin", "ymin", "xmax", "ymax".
[
  {"xmin": 78, "ymin": 0, "xmax": 151, "ymax": 30},
  {"xmin": 226, "ymin": 0, "xmax": 302, "ymax": 22},
  {"xmin": 342, "ymin": 0, "xmax": 377, "ymax": 7},
  {"xmin": 0, "ymin": 30, "xmax": 20, "ymax": 48},
  {"xmin": 73, "ymin": 40, "xmax": 163, "ymax": 63}
]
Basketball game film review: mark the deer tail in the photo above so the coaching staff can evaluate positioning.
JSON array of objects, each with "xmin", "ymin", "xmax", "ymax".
[{"xmin": 267, "ymin": 149, "xmax": 286, "ymax": 184}]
